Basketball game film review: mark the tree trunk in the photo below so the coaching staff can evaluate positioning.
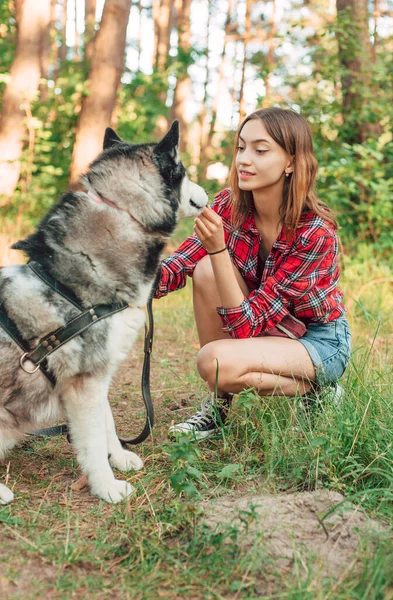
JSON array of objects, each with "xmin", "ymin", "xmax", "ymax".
[
  {"xmin": 49, "ymin": 0, "xmax": 60, "ymax": 82},
  {"xmin": 152, "ymin": 0, "xmax": 174, "ymax": 71},
  {"xmin": 136, "ymin": 0, "xmax": 143, "ymax": 70},
  {"xmin": 262, "ymin": 0, "xmax": 277, "ymax": 107},
  {"xmin": 196, "ymin": 0, "xmax": 212, "ymax": 170},
  {"xmin": 69, "ymin": 0, "xmax": 131, "ymax": 185},
  {"xmin": 84, "ymin": 0, "xmax": 97, "ymax": 63},
  {"xmin": 39, "ymin": 0, "xmax": 57, "ymax": 101},
  {"xmin": 0, "ymin": 0, "xmax": 51, "ymax": 201},
  {"xmin": 59, "ymin": 0, "xmax": 68, "ymax": 63},
  {"xmin": 169, "ymin": 0, "xmax": 191, "ymax": 152},
  {"xmin": 336, "ymin": 0, "xmax": 380, "ymax": 143},
  {"xmin": 238, "ymin": 0, "xmax": 252, "ymax": 122},
  {"xmin": 74, "ymin": 0, "xmax": 81, "ymax": 61},
  {"xmin": 200, "ymin": 0, "xmax": 233, "ymax": 179}
]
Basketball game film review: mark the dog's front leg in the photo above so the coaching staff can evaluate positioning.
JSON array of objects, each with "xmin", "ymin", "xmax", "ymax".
[
  {"xmin": 105, "ymin": 398, "xmax": 144, "ymax": 472},
  {"xmin": 62, "ymin": 376, "xmax": 133, "ymax": 503}
]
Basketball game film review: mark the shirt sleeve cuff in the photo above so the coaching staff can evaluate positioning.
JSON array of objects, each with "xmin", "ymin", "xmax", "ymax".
[
  {"xmin": 153, "ymin": 264, "xmax": 171, "ymax": 299},
  {"xmin": 216, "ymin": 300, "xmax": 254, "ymax": 336}
]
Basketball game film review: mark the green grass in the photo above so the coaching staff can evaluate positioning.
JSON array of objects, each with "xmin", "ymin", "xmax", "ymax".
[{"xmin": 1, "ymin": 222, "xmax": 393, "ymax": 598}]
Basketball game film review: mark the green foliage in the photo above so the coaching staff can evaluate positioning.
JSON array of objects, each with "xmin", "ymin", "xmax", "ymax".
[
  {"xmin": 317, "ymin": 139, "xmax": 393, "ymax": 256},
  {"xmin": 166, "ymin": 436, "xmax": 205, "ymax": 498},
  {"xmin": 1, "ymin": 0, "xmax": 392, "ymax": 267},
  {"xmin": 116, "ymin": 70, "xmax": 170, "ymax": 142},
  {"xmin": 285, "ymin": 4, "xmax": 393, "ymax": 261}
]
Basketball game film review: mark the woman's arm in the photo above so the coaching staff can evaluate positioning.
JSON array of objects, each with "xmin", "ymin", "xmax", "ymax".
[
  {"xmin": 194, "ymin": 206, "xmax": 340, "ymax": 338},
  {"xmin": 217, "ymin": 233, "xmax": 338, "ymax": 337},
  {"xmin": 154, "ymin": 189, "xmax": 232, "ymax": 299},
  {"xmin": 193, "ymin": 205, "xmax": 245, "ymax": 307}
]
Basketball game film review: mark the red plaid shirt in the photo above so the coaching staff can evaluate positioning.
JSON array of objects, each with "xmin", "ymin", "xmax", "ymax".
[{"xmin": 155, "ymin": 188, "xmax": 345, "ymax": 339}]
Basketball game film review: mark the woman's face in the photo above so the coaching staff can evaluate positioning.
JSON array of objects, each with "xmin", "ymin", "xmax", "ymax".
[{"xmin": 235, "ymin": 119, "xmax": 292, "ymax": 192}]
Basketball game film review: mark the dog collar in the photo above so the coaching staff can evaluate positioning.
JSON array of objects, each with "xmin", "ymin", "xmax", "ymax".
[{"xmin": 86, "ymin": 188, "xmax": 149, "ymax": 232}]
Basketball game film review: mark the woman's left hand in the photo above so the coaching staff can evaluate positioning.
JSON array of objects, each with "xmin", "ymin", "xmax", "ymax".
[{"xmin": 194, "ymin": 206, "xmax": 226, "ymax": 254}]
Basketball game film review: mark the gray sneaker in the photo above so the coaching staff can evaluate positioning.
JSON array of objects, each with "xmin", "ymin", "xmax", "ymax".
[
  {"xmin": 296, "ymin": 383, "xmax": 344, "ymax": 427},
  {"xmin": 168, "ymin": 392, "xmax": 233, "ymax": 441}
]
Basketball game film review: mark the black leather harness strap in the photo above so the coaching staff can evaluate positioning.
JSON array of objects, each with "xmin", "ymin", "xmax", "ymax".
[
  {"xmin": 0, "ymin": 262, "xmax": 155, "ymax": 445},
  {"xmin": 27, "ymin": 298, "xmax": 155, "ymax": 445},
  {"xmin": 0, "ymin": 306, "xmax": 57, "ymax": 386},
  {"xmin": 20, "ymin": 302, "xmax": 129, "ymax": 370}
]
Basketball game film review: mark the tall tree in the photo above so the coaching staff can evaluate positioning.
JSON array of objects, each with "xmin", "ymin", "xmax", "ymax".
[
  {"xmin": 336, "ymin": 0, "xmax": 380, "ymax": 143},
  {"xmin": 39, "ymin": 0, "xmax": 57, "ymax": 101},
  {"xmin": 200, "ymin": 0, "xmax": 233, "ymax": 178},
  {"xmin": 136, "ymin": 0, "xmax": 143, "ymax": 70},
  {"xmin": 197, "ymin": 0, "xmax": 213, "ymax": 168},
  {"xmin": 238, "ymin": 0, "xmax": 252, "ymax": 122},
  {"xmin": 262, "ymin": 0, "xmax": 277, "ymax": 107},
  {"xmin": 169, "ymin": 0, "xmax": 191, "ymax": 152},
  {"xmin": 85, "ymin": 0, "xmax": 97, "ymax": 63},
  {"xmin": 152, "ymin": 0, "xmax": 174, "ymax": 71},
  {"xmin": 59, "ymin": 0, "xmax": 68, "ymax": 63},
  {"xmin": 69, "ymin": 0, "xmax": 131, "ymax": 184},
  {"xmin": 0, "ymin": 0, "xmax": 51, "ymax": 200},
  {"xmin": 74, "ymin": 0, "xmax": 81, "ymax": 60}
]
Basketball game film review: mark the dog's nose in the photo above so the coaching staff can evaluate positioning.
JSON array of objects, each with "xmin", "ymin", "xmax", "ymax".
[{"xmin": 189, "ymin": 183, "xmax": 208, "ymax": 208}]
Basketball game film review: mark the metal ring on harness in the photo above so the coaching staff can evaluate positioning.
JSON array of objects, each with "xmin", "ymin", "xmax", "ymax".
[
  {"xmin": 0, "ymin": 261, "xmax": 157, "ymax": 446},
  {"xmin": 26, "ymin": 297, "xmax": 155, "ymax": 445},
  {"xmin": 20, "ymin": 352, "xmax": 40, "ymax": 374}
]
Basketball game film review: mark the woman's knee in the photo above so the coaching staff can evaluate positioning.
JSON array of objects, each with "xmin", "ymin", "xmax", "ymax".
[
  {"xmin": 197, "ymin": 341, "xmax": 229, "ymax": 386},
  {"xmin": 193, "ymin": 255, "xmax": 215, "ymax": 292}
]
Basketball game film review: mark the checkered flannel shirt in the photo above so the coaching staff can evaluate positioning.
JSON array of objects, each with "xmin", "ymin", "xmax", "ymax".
[{"xmin": 154, "ymin": 188, "xmax": 345, "ymax": 338}]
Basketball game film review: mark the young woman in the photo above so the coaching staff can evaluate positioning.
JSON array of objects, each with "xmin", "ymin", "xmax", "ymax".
[{"xmin": 154, "ymin": 107, "xmax": 351, "ymax": 439}]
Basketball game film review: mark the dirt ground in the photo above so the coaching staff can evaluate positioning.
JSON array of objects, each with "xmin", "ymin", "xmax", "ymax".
[{"xmin": 203, "ymin": 489, "xmax": 388, "ymax": 584}]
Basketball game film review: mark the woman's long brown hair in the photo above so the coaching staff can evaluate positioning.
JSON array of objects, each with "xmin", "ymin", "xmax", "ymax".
[{"xmin": 229, "ymin": 107, "xmax": 337, "ymax": 232}]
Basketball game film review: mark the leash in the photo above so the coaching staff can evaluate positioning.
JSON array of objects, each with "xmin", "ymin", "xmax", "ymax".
[
  {"xmin": 27, "ymin": 298, "xmax": 155, "ymax": 445},
  {"xmin": 118, "ymin": 297, "xmax": 154, "ymax": 446},
  {"xmin": 0, "ymin": 263, "xmax": 155, "ymax": 445}
]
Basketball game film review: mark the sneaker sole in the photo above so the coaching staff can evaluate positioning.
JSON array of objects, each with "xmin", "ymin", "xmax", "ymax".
[{"xmin": 168, "ymin": 426, "xmax": 221, "ymax": 441}]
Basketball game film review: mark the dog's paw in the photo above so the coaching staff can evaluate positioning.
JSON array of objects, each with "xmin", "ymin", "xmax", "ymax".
[
  {"xmin": 109, "ymin": 450, "xmax": 144, "ymax": 472},
  {"xmin": 92, "ymin": 479, "xmax": 134, "ymax": 503},
  {"xmin": 0, "ymin": 483, "xmax": 14, "ymax": 505}
]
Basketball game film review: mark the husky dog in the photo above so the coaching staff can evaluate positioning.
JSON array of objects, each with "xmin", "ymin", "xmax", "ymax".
[{"xmin": 0, "ymin": 122, "xmax": 208, "ymax": 505}]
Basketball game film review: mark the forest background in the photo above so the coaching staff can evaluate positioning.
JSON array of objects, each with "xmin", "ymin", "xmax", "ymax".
[
  {"xmin": 1, "ymin": 1, "xmax": 393, "ymax": 598},
  {"xmin": 0, "ymin": 0, "xmax": 393, "ymax": 265}
]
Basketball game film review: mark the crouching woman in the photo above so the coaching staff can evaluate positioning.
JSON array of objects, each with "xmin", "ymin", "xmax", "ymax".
[{"xmin": 154, "ymin": 107, "xmax": 351, "ymax": 440}]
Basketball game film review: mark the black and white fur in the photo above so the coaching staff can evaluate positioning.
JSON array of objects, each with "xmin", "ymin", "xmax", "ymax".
[{"xmin": 0, "ymin": 122, "xmax": 208, "ymax": 504}]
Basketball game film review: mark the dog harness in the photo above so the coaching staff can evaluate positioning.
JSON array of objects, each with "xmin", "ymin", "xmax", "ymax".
[
  {"xmin": 0, "ymin": 262, "xmax": 128, "ymax": 384},
  {"xmin": 0, "ymin": 262, "xmax": 155, "ymax": 445}
]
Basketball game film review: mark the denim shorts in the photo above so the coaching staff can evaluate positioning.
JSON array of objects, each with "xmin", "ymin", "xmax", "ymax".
[{"xmin": 298, "ymin": 315, "xmax": 351, "ymax": 386}]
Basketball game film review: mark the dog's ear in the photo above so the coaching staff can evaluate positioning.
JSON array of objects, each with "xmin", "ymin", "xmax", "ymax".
[
  {"xmin": 11, "ymin": 231, "xmax": 45, "ymax": 259},
  {"xmin": 154, "ymin": 121, "xmax": 179, "ymax": 158},
  {"xmin": 11, "ymin": 237, "xmax": 33, "ymax": 254},
  {"xmin": 10, "ymin": 240, "xmax": 27, "ymax": 251},
  {"xmin": 103, "ymin": 127, "xmax": 122, "ymax": 149}
]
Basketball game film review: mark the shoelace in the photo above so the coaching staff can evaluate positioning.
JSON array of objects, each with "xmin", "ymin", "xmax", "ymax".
[{"xmin": 186, "ymin": 394, "xmax": 215, "ymax": 427}]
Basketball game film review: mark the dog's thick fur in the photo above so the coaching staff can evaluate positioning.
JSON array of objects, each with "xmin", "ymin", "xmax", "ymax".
[{"xmin": 0, "ymin": 122, "xmax": 207, "ymax": 504}]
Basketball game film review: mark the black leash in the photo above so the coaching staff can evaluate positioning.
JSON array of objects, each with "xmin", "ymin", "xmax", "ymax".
[
  {"xmin": 27, "ymin": 298, "xmax": 154, "ymax": 445},
  {"xmin": 0, "ymin": 263, "xmax": 155, "ymax": 445},
  {"xmin": 118, "ymin": 297, "xmax": 154, "ymax": 446}
]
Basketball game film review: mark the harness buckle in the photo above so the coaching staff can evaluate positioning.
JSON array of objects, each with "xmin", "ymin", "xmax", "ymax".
[{"xmin": 20, "ymin": 353, "xmax": 40, "ymax": 374}]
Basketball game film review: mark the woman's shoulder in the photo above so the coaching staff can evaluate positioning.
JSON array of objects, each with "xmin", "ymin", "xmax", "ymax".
[{"xmin": 296, "ymin": 210, "xmax": 338, "ymax": 240}]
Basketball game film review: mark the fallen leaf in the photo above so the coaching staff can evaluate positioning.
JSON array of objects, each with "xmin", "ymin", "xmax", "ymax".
[{"xmin": 71, "ymin": 475, "xmax": 88, "ymax": 491}]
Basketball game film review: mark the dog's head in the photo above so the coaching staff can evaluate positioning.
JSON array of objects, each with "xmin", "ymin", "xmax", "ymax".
[{"xmin": 83, "ymin": 121, "xmax": 208, "ymax": 234}]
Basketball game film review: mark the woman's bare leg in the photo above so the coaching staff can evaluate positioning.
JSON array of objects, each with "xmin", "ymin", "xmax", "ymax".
[
  {"xmin": 197, "ymin": 337, "xmax": 316, "ymax": 396},
  {"xmin": 193, "ymin": 255, "xmax": 250, "ymax": 347},
  {"xmin": 169, "ymin": 258, "xmax": 315, "ymax": 438},
  {"xmin": 192, "ymin": 256, "xmax": 315, "ymax": 396}
]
